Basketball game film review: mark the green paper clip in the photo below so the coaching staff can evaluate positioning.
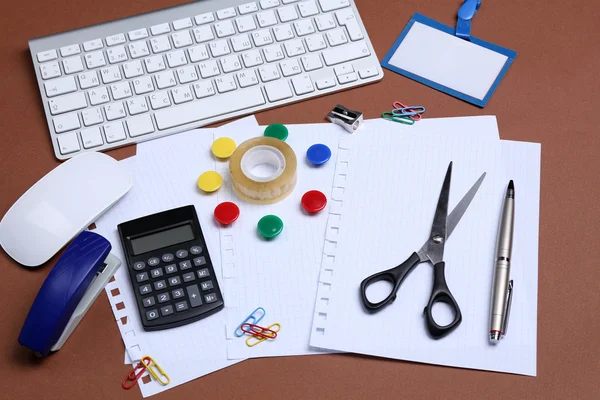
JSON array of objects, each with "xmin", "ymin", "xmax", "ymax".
[{"xmin": 381, "ymin": 112, "xmax": 415, "ymax": 125}]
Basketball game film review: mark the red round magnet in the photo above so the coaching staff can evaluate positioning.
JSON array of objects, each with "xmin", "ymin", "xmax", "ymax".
[
  {"xmin": 214, "ymin": 202, "xmax": 240, "ymax": 225},
  {"xmin": 301, "ymin": 190, "xmax": 327, "ymax": 213}
]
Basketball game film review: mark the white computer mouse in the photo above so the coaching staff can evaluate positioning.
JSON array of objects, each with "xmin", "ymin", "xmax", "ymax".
[{"xmin": 0, "ymin": 152, "xmax": 132, "ymax": 267}]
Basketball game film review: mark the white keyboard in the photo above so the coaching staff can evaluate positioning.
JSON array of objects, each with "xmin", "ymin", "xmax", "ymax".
[{"xmin": 29, "ymin": 0, "xmax": 383, "ymax": 160}]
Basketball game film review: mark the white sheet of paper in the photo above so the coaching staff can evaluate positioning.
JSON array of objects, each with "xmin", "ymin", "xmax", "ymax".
[
  {"xmin": 388, "ymin": 21, "xmax": 508, "ymax": 100},
  {"xmin": 308, "ymin": 128, "xmax": 540, "ymax": 376},
  {"xmin": 96, "ymin": 117, "xmax": 258, "ymax": 397}
]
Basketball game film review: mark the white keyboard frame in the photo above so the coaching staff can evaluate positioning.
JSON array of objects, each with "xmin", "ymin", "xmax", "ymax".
[{"xmin": 29, "ymin": 0, "xmax": 383, "ymax": 160}]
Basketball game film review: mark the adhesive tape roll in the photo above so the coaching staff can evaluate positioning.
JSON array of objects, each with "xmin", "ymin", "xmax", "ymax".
[{"xmin": 229, "ymin": 137, "xmax": 297, "ymax": 204}]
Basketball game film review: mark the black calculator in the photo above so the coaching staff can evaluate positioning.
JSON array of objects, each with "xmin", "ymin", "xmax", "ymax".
[{"xmin": 118, "ymin": 205, "xmax": 224, "ymax": 331}]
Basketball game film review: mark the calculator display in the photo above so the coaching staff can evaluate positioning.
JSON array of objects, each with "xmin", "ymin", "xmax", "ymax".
[{"xmin": 130, "ymin": 224, "xmax": 194, "ymax": 256}]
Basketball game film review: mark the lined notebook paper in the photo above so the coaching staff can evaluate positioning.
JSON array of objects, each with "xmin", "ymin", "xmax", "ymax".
[{"xmin": 309, "ymin": 129, "xmax": 540, "ymax": 375}]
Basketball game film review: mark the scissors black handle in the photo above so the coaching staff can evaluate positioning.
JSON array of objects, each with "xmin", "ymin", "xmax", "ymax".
[
  {"xmin": 360, "ymin": 252, "xmax": 421, "ymax": 312},
  {"xmin": 423, "ymin": 261, "xmax": 462, "ymax": 339}
]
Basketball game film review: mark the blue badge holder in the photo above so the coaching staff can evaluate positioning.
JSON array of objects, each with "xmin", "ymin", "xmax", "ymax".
[{"xmin": 18, "ymin": 231, "xmax": 120, "ymax": 357}]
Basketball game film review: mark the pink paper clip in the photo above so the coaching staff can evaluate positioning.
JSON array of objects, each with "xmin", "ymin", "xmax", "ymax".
[{"xmin": 392, "ymin": 102, "xmax": 423, "ymax": 121}]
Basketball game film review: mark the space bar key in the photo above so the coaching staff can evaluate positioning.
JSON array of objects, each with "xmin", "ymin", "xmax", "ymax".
[{"xmin": 154, "ymin": 87, "xmax": 265, "ymax": 130}]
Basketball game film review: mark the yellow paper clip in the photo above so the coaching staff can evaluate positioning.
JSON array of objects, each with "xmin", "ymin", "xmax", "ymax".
[
  {"xmin": 246, "ymin": 322, "xmax": 281, "ymax": 347},
  {"xmin": 141, "ymin": 356, "xmax": 170, "ymax": 386}
]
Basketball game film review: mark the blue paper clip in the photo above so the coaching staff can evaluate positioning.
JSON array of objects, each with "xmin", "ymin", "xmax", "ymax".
[
  {"xmin": 392, "ymin": 106, "xmax": 426, "ymax": 117},
  {"xmin": 234, "ymin": 307, "xmax": 266, "ymax": 337},
  {"xmin": 456, "ymin": 0, "xmax": 481, "ymax": 41}
]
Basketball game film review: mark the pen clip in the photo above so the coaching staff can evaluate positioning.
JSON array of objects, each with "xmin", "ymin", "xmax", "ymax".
[{"xmin": 502, "ymin": 280, "xmax": 514, "ymax": 336}]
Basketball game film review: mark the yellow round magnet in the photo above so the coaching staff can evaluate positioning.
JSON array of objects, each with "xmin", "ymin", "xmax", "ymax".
[
  {"xmin": 197, "ymin": 171, "xmax": 223, "ymax": 192},
  {"xmin": 212, "ymin": 137, "xmax": 237, "ymax": 159}
]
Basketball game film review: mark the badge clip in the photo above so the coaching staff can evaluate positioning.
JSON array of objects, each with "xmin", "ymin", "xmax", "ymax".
[
  {"xmin": 327, "ymin": 105, "xmax": 363, "ymax": 133},
  {"xmin": 456, "ymin": 0, "xmax": 482, "ymax": 41}
]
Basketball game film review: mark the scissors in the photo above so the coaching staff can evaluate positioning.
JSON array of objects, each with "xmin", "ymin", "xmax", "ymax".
[{"xmin": 359, "ymin": 162, "xmax": 486, "ymax": 339}]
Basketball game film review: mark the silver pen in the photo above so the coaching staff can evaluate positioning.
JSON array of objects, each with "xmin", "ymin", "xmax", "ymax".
[{"xmin": 489, "ymin": 180, "xmax": 515, "ymax": 343}]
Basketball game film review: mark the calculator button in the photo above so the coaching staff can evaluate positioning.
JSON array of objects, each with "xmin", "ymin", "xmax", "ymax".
[
  {"xmin": 154, "ymin": 280, "xmax": 167, "ymax": 290},
  {"xmin": 190, "ymin": 246, "xmax": 202, "ymax": 254},
  {"xmin": 136, "ymin": 272, "xmax": 149, "ymax": 282},
  {"xmin": 133, "ymin": 261, "xmax": 146, "ymax": 270},
  {"xmin": 162, "ymin": 253, "xmax": 175, "ymax": 262},
  {"xmin": 193, "ymin": 256, "xmax": 206, "ymax": 267},
  {"xmin": 165, "ymin": 264, "xmax": 178, "ymax": 274},
  {"xmin": 197, "ymin": 268, "xmax": 210, "ymax": 278},
  {"xmin": 179, "ymin": 260, "xmax": 192, "ymax": 270},
  {"xmin": 176, "ymin": 249, "xmax": 188, "ymax": 258},
  {"xmin": 204, "ymin": 293, "xmax": 218, "ymax": 303},
  {"xmin": 142, "ymin": 296, "xmax": 155, "ymax": 308},
  {"xmin": 157, "ymin": 292, "xmax": 170, "ymax": 303},
  {"xmin": 172, "ymin": 288, "xmax": 185, "ymax": 299},
  {"xmin": 150, "ymin": 268, "xmax": 164, "ymax": 278},
  {"xmin": 148, "ymin": 257, "xmax": 160, "ymax": 266},
  {"xmin": 200, "ymin": 280, "xmax": 214, "ymax": 291},
  {"xmin": 168, "ymin": 276, "xmax": 181, "ymax": 287},
  {"xmin": 139, "ymin": 284, "xmax": 152, "ymax": 295},
  {"xmin": 186, "ymin": 284, "xmax": 203, "ymax": 307},
  {"xmin": 175, "ymin": 301, "xmax": 188, "ymax": 312},
  {"xmin": 183, "ymin": 272, "xmax": 195, "ymax": 282},
  {"xmin": 146, "ymin": 309, "xmax": 159, "ymax": 320},
  {"xmin": 160, "ymin": 305, "xmax": 174, "ymax": 316}
]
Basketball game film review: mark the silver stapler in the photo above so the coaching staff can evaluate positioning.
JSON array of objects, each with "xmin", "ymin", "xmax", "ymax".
[{"xmin": 327, "ymin": 105, "xmax": 363, "ymax": 133}]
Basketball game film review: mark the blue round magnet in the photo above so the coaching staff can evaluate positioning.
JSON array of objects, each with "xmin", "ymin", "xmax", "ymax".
[{"xmin": 306, "ymin": 144, "xmax": 331, "ymax": 165}]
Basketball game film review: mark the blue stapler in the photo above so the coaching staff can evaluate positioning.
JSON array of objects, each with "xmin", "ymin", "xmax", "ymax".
[{"xmin": 18, "ymin": 231, "xmax": 120, "ymax": 357}]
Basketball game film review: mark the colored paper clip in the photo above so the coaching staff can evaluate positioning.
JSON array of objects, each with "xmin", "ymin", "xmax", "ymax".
[
  {"xmin": 234, "ymin": 307, "xmax": 266, "ymax": 337},
  {"xmin": 122, "ymin": 361, "xmax": 146, "ymax": 390},
  {"xmin": 392, "ymin": 104, "xmax": 425, "ymax": 119},
  {"xmin": 246, "ymin": 323, "xmax": 281, "ymax": 347},
  {"xmin": 141, "ymin": 356, "xmax": 170, "ymax": 386},
  {"xmin": 381, "ymin": 112, "xmax": 415, "ymax": 125},
  {"xmin": 241, "ymin": 323, "xmax": 278, "ymax": 340}
]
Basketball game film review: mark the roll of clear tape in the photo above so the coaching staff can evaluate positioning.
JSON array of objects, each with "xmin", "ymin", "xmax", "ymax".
[{"xmin": 229, "ymin": 137, "xmax": 297, "ymax": 204}]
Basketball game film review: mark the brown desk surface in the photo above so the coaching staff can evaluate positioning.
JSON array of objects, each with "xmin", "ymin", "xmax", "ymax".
[{"xmin": 1, "ymin": 0, "xmax": 599, "ymax": 398}]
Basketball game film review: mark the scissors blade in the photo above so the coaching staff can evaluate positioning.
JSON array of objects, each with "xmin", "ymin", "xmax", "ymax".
[
  {"xmin": 446, "ymin": 171, "xmax": 487, "ymax": 238},
  {"xmin": 424, "ymin": 162, "xmax": 452, "ymax": 264}
]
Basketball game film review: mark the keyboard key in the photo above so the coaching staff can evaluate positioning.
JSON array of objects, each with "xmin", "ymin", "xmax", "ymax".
[
  {"xmin": 334, "ymin": 64, "xmax": 353, "ymax": 75},
  {"xmin": 252, "ymin": 29, "xmax": 274, "ymax": 46},
  {"xmin": 172, "ymin": 86, "xmax": 194, "ymax": 104},
  {"xmin": 83, "ymin": 39, "xmax": 104, "ymax": 52},
  {"xmin": 44, "ymin": 76, "xmax": 77, "ymax": 97},
  {"xmin": 298, "ymin": 0, "xmax": 319, "ymax": 16},
  {"xmin": 215, "ymin": 20, "xmax": 236, "ymax": 38},
  {"xmin": 238, "ymin": 70, "xmax": 259, "ymax": 87},
  {"xmin": 216, "ymin": 75, "xmax": 237, "ymax": 93},
  {"xmin": 284, "ymin": 39, "xmax": 306, "ymax": 56},
  {"xmin": 49, "ymin": 92, "xmax": 87, "ymax": 115},
  {"xmin": 150, "ymin": 91, "xmax": 171, "ymax": 110},
  {"xmin": 104, "ymin": 122, "xmax": 127, "ymax": 143},
  {"xmin": 146, "ymin": 309, "xmax": 159, "ymax": 320},
  {"xmin": 80, "ymin": 127, "xmax": 103, "ymax": 148},
  {"xmin": 337, "ymin": 71, "xmax": 357, "ymax": 84},
  {"xmin": 294, "ymin": 19, "xmax": 316, "ymax": 36},
  {"xmin": 265, "ymin": 80, "xmax": 293, "ymax": 101},
  {"xmin": 126, "ymin": 114, "xmax": 155, "ymax": 137},
  {"xmin": 176, "ymin": 65, "xmax": 199, "ymax": 83},
  {"xmin": 88, "ymin": 87, "xmax": 110, "ymax": 105},
  {"xmin": 260, "ymin": 0, "xmax": 280, "ymax": 9},
  {"xmin": 188, "ymin": 44, "xmax": 210, "ymax": 62},
  {"xmin": 123, "ymin": 60, "xmax": 144, "ymax": 78},
  {"xmin": 282, "ymin": 0, "xmax": 301, "ymax": 3},
  {"xmin": 239, "ymin": 2, "xmax": 258, "ymax": 14},
  {"xmin": 256, "ymin": 10, "xmax": 277, "ymax": 27},
  {"xmin": 291, "ymin": 74, "xmax": 314, "ymax": 94},
  {"xmin": 156, "ymin": 70, "xmax": 177, "ymax": 89},
  {"xmin": 194, "ymin": 12, "xmax": 215, "ymax": 25},
  {"xmin": 322, "ymin": 40, "xmax": 370, "ymax": 65},
  {"xmin": 150, "ymin": 267, "xmax": 164, "ymax": 278},
  {"xmin": 273, "ymin": 24, "xmax": 294, "ymax": 41},
  {"xmin": 172, "ymin": 288, "xmax": 185, "ymax": 299},
  {"xmin": 129, "ymin": 41, "xmax": 150, "ymax": 58},
  {"xmin": 105, "ymin": 102, "xmax": 126, "ymax": 120},
  {"xmin": 280, "ymin": 58, "xmax": 301, "ymax": 76},
  {"xmin": 300, "ymin": 53, "xmax": 323, "ymax": 71},
  {"xmin": 193, "ymin": 256, "xmax": 206, "ymax": 266},
  {"xmin": 154, "ymin": 87, "xmax": 265, "ymax": 130},
  {"xmin": 145, "ymin": 55, "xmax": 166, "ymax": 73},
  {"xmin": 133, "ymin": 76, "xmax": 155, "ymax": 94},
  {"xmin": 186, "ymin": 284, "xmax": 203, "ymax": 307},
  {"xmin": 318, "ymin": 0, "xmax": 350, "ymax": 12},
  {"xmin": 216, "ymin": 7, "xmax": 236, "ymax": 19},
  {"xmin": 278, "ymin": 5, "xmax": 299, "ymax": 22},
  {"xmin": 327, "ymin": 28, "xmax": 348, "ymax": 46},
  {"xmin": 197, "ymin": 268, "xmax": 210, "ymax": 278},
  {"xmin": 168, "ymin": 276, "xmax": 181, "ymax": 287},
  {"xmin": 335, "ymin": 8, "xmax": 363, "ymax": 41},
  {"xmin": 40, "ymin": 61, "xmax": 61, "ymax": 80},
  {"xmin": 136, "ymin": 271, "xmax": 149, "ymax": 283},
  {"xmin": 133, "ymin": 261, "xmax": 146, "ymax": 271},
  {"xmin": 82, "ymin": 107, "xmax": 104, "ymax": 126},
  {"xmin": 198, "ymin": 60, "xmax": 220, "ymax": 78},
  {"xmin": 84, "ymin": 51, "xmax": 107, "ymax": 69},
  {"xmin": 100, "ymin": 65, "xmax": 122, "ymax": 84},
  {"xmin": 193, "ymin": 25, "xmax": 214, "ymax": 43},
  {"xmin": 182, "ymin": 272, "xmax": 195, "ymax": 282},
  {"xmin": 160, "ymin": 305, "xmax": 173, "ymax": 317},
  {"xmin": 57, "ymin": 133, "xmax": 80, "ymax": 155},
  {"xmin": 142, "ymin": 297, "xmax": 155, "ymax": 308},
  {"xmin": 190, "ymin": 246, "xmax": 202, "ymax": 254},
  {"xmin": 231, "ymin": 34, "xmax": 252, "ymax": 52},
  {"xmin": 63, "ymin": 56, "xmax": 84, "ymax": 74},
  {"xmin": 172, "ymin": 31, "xmax": 193, "ymax": 48},
  {"xmin": 157, "ymin": 291, "xmax": 170, "ymax": 302},
  {"xmin": 314, "ymin": 14, "xmax": 336, "ymax": 31},
  {"xmin": 236, "ymin": 15, "xmax": 256, "ymax": 33},
  {"xmin": 172, "ymin": 17, "xmax": 193, "ymax": 30},
  {"xmin": 209, "ymin": 40, "xmax": 231, "ymax": 57},
  {"xmin": 126, "ymin": 97, "xmax": 149, "ymax": 115},
  {"xmin": 220, "ymin": 55, "xmax": 242, "ymax": 73},
  {"xmin": 128, "ymin": 28, "xmax": 148, "ymax": 41},
  {"xmin": 179, "ymin": 260, "xmax": 192, "ymax": 270},
  {"xmin": 53, "ymin": 112, "xmax": 80, "ymax": 133},
  {"xmin": 148, "ymin": 257, "xmax": 159, "ymax": 267},
  {"xmin": 200, "ymin": 280, "xmax": 214, "ymax": 291},
  {"xmin": 151, "ymin": 23, "xmax": 171, "ymax": 35},
  {"xmin": 78, "ymin": 71, "xmax": 100, "ymax": 89},
  {"xmin": 259, "ymin": 64, "xmax": 281, "ymax": 82},
  {"xmin": 192, "ymin": 80, "xmax": 216, "ymax": 98},
  {"xmin": 150, "ymin": 36, "xmax": 172, "ymax": 53},
  {"xmin": 242, "ymin": 50, "xmax": 263, "ymax": 67},
  {"xmin": 37, "ymin": 49, "xmax": 57, "ymax": 62},
  {"xmin": 175, "ymin": 301, "xmax": 188, "ymax": 312},
  {"xmin": 110, "ymin": 82, "xmax": 133, "ymax": 100},
  {"xmin": 204, "ymin": 293, "xmax": 218, "ymax": 303},
  {"xmin": 60, "ymin": 44, "xmax": 81, "ymax": 57},
  {"xmin": 263, "ymin": 44, "xmax": 285, "ymax": 62},
  {"xmin": 167, "ymin": 50, "xmax": 187, "ymax": 68},
  {"xmin": 106, "ymin": 33, "xmax": 126, "ymax": 46}
]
